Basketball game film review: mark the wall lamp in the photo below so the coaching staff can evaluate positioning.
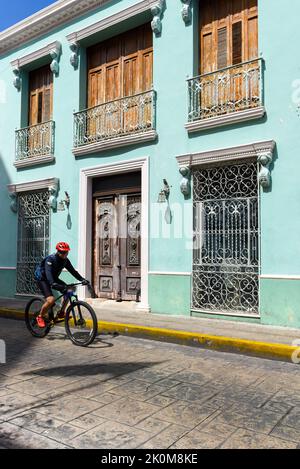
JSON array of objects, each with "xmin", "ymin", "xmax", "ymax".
[
  {"xmin": 57, "ymin": 192, "xmax": 70, "ymax": 212},
  {"xmin": 157, "ymin": 179, "xmax": 170, "ymax": 203}
]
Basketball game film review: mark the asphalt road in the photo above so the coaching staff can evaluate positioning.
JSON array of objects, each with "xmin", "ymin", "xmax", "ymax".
[{"xmin": 0, "ymin": 317, "xmax": 300, "ymax": 449}]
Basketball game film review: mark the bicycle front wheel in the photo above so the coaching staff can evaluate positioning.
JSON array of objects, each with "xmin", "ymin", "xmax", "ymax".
[{"xmin": 65, "ymin": 301, "xmax": 98, "ymax": 347}]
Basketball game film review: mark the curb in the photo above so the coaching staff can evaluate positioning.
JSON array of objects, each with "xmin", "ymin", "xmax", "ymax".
[{"xmin": 1, "ymin": 308, "xmax": 298, "ymax": 363}]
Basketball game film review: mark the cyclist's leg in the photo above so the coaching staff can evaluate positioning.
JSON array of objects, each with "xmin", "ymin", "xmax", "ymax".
[
  {"xmin": 56, "ymin": 280, "xmax": 67, "ymax": 317},
  {"xmin": 37, "ymin": 281, "xmax": 55, "ymax": 319}
]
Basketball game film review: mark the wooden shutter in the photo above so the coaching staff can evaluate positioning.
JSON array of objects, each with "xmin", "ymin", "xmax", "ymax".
[
  {"xmin": 232, "ymin": 22, "xmax": 242, "ymax": 65},
  {"xmin": 200, "ymin": 0, "xmax": 258, "ymax": 73},
  {"xmin": 28, "ymin": 65, "xmax": 53, "ymax": 125},
  {"xmin": 87, "ymin": 23, "xmax": 153, "ymax": 104}
]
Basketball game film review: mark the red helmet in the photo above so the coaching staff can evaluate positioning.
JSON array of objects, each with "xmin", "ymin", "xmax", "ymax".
[{"xmin": 56, "ymin": 242, "xmax": 71, "ymax": 252}]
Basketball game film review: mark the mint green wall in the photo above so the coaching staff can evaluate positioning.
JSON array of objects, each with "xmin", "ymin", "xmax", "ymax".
[
  {"xmin": 1, "ymin": 1, "xmax": 300, "ymax": 328},
  {"xmin": 149, "ymin": 274, "xmax": 191, "ymax": 316}
]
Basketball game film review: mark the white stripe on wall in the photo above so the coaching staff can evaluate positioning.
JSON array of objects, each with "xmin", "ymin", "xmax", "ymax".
[
  {"xmin": 149, "ymin": 272, "xmax": 191, "ymax": 276},
  {"xmin": 260, "ymin": 274, "xmax": 300, "ymax": 280}
]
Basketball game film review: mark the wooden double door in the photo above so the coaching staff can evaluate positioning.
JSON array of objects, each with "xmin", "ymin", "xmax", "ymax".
[{"xmin": 93, "ymin": 191, "xmax": 141, "ymax": 301}]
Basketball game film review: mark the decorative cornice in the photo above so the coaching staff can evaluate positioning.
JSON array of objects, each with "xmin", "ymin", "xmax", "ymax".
[
  {"xmin": 11, "ymin": 41, "xmax": 61, "ymax": 72},
  {"xmin": 73, "ymin": 130, "xmax": 157, "ymax": 157},
  {"xmin": 185, "ymin": 107, "xmax": 266, "ymax": 133},
  {"xmin": 8, "ymin": 177, "xmax": 59, "ymax": 213},
  {"xmin": 180, "ymin": 0, "xmax": 192, "ymax": 24},
  {"xmin": 7, "ymin": 177, "xmax": 59, "ymax": 194},
  {"xmin": 0, "ymin": 0, "xmax": 111, "ymax": 56},
  {"xmin": 66, "ymin": 0, "xmax": 158, "ymax": 44},
  {"xmin": 176, "ymin": 140, "xmax": 276, "ymax": 169}
]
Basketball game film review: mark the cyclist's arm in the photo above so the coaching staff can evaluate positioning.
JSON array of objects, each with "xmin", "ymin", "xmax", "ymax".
[{"xmin": 65, "ymin": 259, "xmax": 85, "ymax": 282}]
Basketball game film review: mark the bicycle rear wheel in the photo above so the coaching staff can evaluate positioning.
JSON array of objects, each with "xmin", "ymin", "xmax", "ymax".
[
  {"xmin": 65, "ymin": 301, "xmax": 98, "ymax": 347},
  {"xmin": 25, "ymin": 297, "xmax": 52, "ymax": 338}
]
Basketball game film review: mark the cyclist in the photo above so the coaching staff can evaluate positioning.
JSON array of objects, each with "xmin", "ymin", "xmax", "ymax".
[{"xmin": 34, "ymin": 242, "xmax": 89, "ymax": 328}]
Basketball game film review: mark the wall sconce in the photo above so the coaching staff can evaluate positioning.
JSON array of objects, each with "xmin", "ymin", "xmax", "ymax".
[
  {"xmin": 57, "ymin": 192, "xmax": 70, "ymax": 212},
  {"xmin": 157, "ymin": 179, "xmax": 170, "ymax": 203}
]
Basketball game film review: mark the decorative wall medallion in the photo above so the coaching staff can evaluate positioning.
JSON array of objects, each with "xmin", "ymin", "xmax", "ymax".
[
  {"xmin": 181, "ymin": 0, "xmax": 192, "ymax": 24},
  {"xmin": 13, "ymin": 66, "xmax": 21, "ymax": 91},
  {"xmin": 151, "ymin": 0, "xmax": 165, "ymax": 36},
  {"xmin": 9, "ymin": 192, "xmax": 17, "ymax": 213},
  {"xmin": 49, "ymin": 42, "xmax": 62, "ymax": 76},
  {"xmin": 179, "ymin": 166, "xmax": 191, "ymax": 197},
  {"xmin": 48, "ymin": 178, "xmax": 59, "ymax": 211},
  {"xmin": 70, "ymin": 41, "xmax": 79, "ymax": 69},
  {"xmin": 257, "ymin": 151, "xmax": 273, "ymax": 189}
]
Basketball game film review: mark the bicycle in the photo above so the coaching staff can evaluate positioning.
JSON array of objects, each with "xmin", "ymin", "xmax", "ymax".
[{"xmin": 25, "ymin": 282, "xmax": 98, "ymax": 347}]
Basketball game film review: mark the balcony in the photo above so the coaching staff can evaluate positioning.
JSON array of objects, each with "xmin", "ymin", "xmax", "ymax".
[
  {"xmin": 186, "ymin": 59, "xmax": 265, "ymax": 132},
  {"xmin": 73, "ymin": 90, "xmax": 157, "ymax": 156},
  {"xmin": 15, "ymin": 121, "xmax": 55, "ymax": 168}
]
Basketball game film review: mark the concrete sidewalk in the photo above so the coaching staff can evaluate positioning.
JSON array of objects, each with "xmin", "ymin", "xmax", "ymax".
[{"xmin": 0, "ymin": 297, "xmax": 299, "ymax": 362}]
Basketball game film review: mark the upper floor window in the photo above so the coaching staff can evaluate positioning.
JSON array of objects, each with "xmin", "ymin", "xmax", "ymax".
[
  {"xmin": 72, "ymin": 23, "xmax": 156, "ymax": 153},
  {"xmin": 28, "ymin": 64, "xmax": 53, "ymax": 125},
  {"xmin": 87, "ymin": 23, "xmax": 153, "ymax": 108},
  {"xmin": 200, "ymin": 0, "xmax": 258, "ymax": 74}
]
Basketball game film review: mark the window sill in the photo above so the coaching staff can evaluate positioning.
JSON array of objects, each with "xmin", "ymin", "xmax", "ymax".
[
  {"xmin": 14, "ymin": 154, "xmax": 55, "ymax": 169},
  {"xmin": 185, "ymin": 106, "xmax": 266, "ymax": 133},
  {"xmin": 72, "ymin": 130, "xmax": 157, "ymax": 157}
]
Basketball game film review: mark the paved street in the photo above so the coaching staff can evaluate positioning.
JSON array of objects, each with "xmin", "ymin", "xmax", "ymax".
[{"xmin": 0, "ymin": 317, "xmax": 300, "ymax": 449}]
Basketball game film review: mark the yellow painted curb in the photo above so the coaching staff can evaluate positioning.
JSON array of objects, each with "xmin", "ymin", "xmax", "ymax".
[
  {"xmin": 98, "ymin": 320, "xmax": 299, "ymax": 362},
  {"xmin": 0, "ymin": 308, "xmax": 298, "ymax": 362}
]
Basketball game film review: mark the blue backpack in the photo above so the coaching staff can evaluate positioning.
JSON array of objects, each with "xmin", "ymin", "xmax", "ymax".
[{"xmin": 34, "ymin": 264, "xmax": 43, "ymax": 281}]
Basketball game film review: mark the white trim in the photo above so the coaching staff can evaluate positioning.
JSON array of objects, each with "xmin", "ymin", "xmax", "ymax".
[
  {"xmin": 67, "ymin": 0, "xmax": 156, "ymax": 43},
  {"xmin": 0, "ymin": 267, "xmax": 16, "ymax": 271},
  {"xmin": 260, "ymin": 274, "xmax": 300, "ymax": 280},
  {"xmin": 7, "ymin": 177, "xmax": 59, "ymax": 194},
  {"xmin": 191, "ymin": 309, "xmax": 261, "ymax": 320},
  {"xmin": 149, "ymin": 271, "xmax": 191, "ymax": 276},
  {"xmin": 73, "ymin": 131, "xmax": 157, "ymax": 157},
  {"xmin": 0, "ymin": 0, "xmax": 111, "ymax": 55},
  {"xmin": 78, "ymin": 157, "xmax": 150, "ymax": 313},
  {"xmin": 185, "ymin": 107, "xmax": 266, "ymax": 133},
  {"xmin": 14, "ymin": 155, "xmax": 55, "ymax": 169},
  {"xmin": 11, "ymin": 41, "xmax": 60, "ymax": 69},
  {"xmin": 176, "ymin": 140, "xmax": 276, "ymax": 167}
]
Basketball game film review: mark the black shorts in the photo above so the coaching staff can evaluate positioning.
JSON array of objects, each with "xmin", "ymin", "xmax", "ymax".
[{"xmin": 37, "ymin": 280, "xmax": 67, "ymax": 299}]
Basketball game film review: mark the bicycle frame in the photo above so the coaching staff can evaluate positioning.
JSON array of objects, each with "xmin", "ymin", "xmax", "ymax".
[{"xmin": 50, "ymin": 282, "xmax": 82, "ymax": 323}]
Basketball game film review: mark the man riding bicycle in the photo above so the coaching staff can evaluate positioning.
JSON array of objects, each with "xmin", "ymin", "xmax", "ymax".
[{"xmin": 34, "ymin": 242, "xmax": 89, "ymax": 328}]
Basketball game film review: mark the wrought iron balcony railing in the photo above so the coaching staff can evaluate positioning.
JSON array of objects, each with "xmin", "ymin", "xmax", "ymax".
[
  {"xmin": 15, "ymin": 121, "xmax": 55, "ymax": 161},
  {"xmin": 73, "ymin": 90, "xmax": 156, "ymax": 148},
  {"xmin": 187, "ymin": 59, "xmax": 264, "ymax": 122}
]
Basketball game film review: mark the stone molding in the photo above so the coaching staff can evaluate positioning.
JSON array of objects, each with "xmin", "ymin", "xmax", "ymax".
[
  {"xmin": 176, "ymin": 140, "xmax": 276, "ymax": 168},
  {"xmin": 7, "ymin": 177, "xmax": 59, "ymax": 213},
  {"xmin": 73, "ymin": 130, "xmax": 157, "ymax": 157},
  {"xmin": 185, "ymin": 106, "xmax": 266, "ymax": 133},
  {"xmin": 66, "ymin": 0, "xmax": 160, "ymax": 44},
  {"xmin": 11, "ymin": 41, "xmax": 61, "ymax": 74},
  {"xmin": 14, "ymin": 155, "xmax": 55, "ymax": 169},
  {"xmin": 0, "ymin": 0, "xmax": 111, "ymax": 55},
  {"xmin": 180, "ymin": 0, "xmax": 192, "ymax": 24}
]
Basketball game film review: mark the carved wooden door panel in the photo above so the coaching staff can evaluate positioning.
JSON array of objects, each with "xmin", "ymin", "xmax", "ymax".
[{"xmin": 93, "ymin": 193, "xmax": 141, "ymax": 301}]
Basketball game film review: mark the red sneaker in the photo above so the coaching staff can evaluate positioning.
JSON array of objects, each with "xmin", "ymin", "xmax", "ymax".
[{"xmin": 36, "ymin": 316, "xmax": 46, "ymax": 328}]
